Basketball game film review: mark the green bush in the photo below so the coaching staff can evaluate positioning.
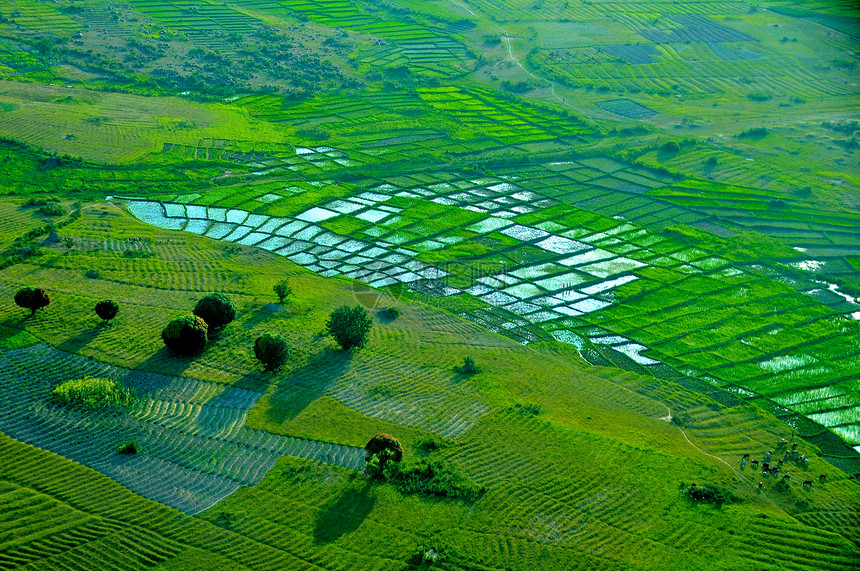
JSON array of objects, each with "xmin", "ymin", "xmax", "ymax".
[
  {"xmin": 51, "ymin": 376, "xmax": 133, "ymax": 410},
  {"xmin": 737, "ymin": 127, "xmax": 769, "ymax": 139},
  {"xmin": 327, "ymin": 305, "xmax": 372, "ymax": 350},
  {"xmin": 273, "ymin": 279, "xmax": 293, "ymax": 303},
  {"xmin": 38, "ymin": 203, "xmax": 65, "ymax": 216},
  {"xmin": 95, "ymin": 300, "xmax": 119, "ymax": 324},
  {"xmin": 685, "ymin": 483, "xmax": 735, "ymax": 507},
  {"xmin": 24, "ymin": 196, "xmax": 60, "ymax": 207},
  {"xmin": 14, "ymin": 286, "xmax": 50, "ymax": 316},
  {"xmin": 390, "ymin": 460, "xmax": 485, "ymax": 502},
  {"xmin": 162, "ymin": 315, "xmax": 208, "ymax": 355},
  {"xmin": 193, "ymin": 293, "xmax": 236, "ymax": 329},
  {"xmin": 379, "ymin": 307, "xmax": 400, "ymax": 320},
  {"xmin": 118, "ymin": 441, "xmax": 138, "ymax": 454},
  {"xmin": 254, "ymin": 333, "xmax": 290, "ymax": 371},
  {"xmin": 417, "ymin": 438, "xmax": 443, "ymax": 454},
  {"xmin": 660, "ymin": 141, "xmax": 680, "ymax": 153}
]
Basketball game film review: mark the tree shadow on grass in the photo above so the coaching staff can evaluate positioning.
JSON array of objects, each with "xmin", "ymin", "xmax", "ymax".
[
  {"xmin": 240, "ymin": 303, "xmax": 286, "ymax": 331},
  {"xmin": 56, "ymin": 325, "xmax": 103, "ymax": 353},
  {"xmin": 262, "ymin": 347, "xmax": 353, "ymax": 425},
  {"xmin": 313, "ymin": 479, "xmax": 375, "ymax": 544},
  {"xmin": 123, "ymin": 346, "xmax": 196, "ymax": 393}
]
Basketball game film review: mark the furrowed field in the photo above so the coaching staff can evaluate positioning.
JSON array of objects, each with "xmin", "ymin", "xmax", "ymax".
[{"xmin": 0, "ymin": 0, "xmax": 858, "ymax": 569}]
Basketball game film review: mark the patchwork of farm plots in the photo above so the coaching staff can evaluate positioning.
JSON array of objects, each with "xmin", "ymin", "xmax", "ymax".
[
  {"xmin": 0, "ymin": 343, "xmax": 366, "ymax": 514},
  {"xmin": 522, "ymin": 2, "xmax": 857, "ymax": 100},
  {"xmin": 121, "ymin": 147, "xmax": 860, "ymax": 453}
]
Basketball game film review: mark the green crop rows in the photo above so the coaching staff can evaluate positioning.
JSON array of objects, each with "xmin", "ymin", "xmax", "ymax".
[{"xmin": 0, "ymin": 0, "xmax": 858, "ymax": 567}]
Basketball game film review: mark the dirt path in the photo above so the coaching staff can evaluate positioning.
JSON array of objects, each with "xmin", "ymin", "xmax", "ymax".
[{"xmin": 448, "ymin": 0, "xmax": 586, "ymax": 114}]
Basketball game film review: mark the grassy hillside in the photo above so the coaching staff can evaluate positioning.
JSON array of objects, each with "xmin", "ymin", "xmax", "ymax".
[{"xmin": 0, "ymin": 204, "xmax": 857, "ymax": 569}]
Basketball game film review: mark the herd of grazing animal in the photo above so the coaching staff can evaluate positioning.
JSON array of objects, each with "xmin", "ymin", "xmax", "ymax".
[{"xmin": 740, "ymin": 438, "xmax": 826, "ymax": 492}]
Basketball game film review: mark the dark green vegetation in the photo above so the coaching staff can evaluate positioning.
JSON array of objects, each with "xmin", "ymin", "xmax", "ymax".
[
  {"xmin": 327, "ymin": 304, "xmax": 373, "ymax": 351},
  {"xmin": 193, "ymin": 292, "xmax": 237, "ymax": 329},
  {"xmin": 117, "ymin": 440, "xmax": 138, "ymax": 455},
  {"xmin": 94, "ymin": 299, "xmax": 119, "ymax": 325},
  {"xmin": 0, "ymin": 206, "xmax": 857, "ymax": 570},
  {"xmin": 454, "ymin": 356, "xmax": 479, "ymax": 375},
  {"xmin": 0, "ymin": 0, "xmax": 858, "ymax": 569},
  {"xmin": 273, "ymin": 279, "xmax": 293, "ymax": 304},
  {"xmin": 161, "ymin": 315, "xmax": 208, "ymax": 355},
  {"xmin": 254, "ymin": 332, "xmax": 290, "ymax": 371},
  {"xmin": 13, "ymin": 286, "xmax": 49, "ymax": 316}
]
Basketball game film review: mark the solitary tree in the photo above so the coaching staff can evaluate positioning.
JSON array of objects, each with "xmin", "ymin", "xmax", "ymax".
[
  {"xmin": 193, "ymin": 293, "xmax": 236, "ymax": 329},
  {"xmin": 95, "ymin": 300, "xmax": 119, "ymax": 325},
  {"xmin": 162, "ymin": 316, "xmax": 208, "ymax": 355},
  {"xmin": 326, "ymin": 305, "xmax": 372, "ymax": 350},
  {"xmin": 14, "ymin": 286, "xmax": 50, "ymax": 317},
  {"xmin": 273, "ymin": 280, "xmax": 293, "ymax": 304},
  {"xmin": 254, "ymin": 333, "xmax": 290, "ymax": 371},
  {"xmin": 365, "ymin": 433, "xmax": 404, "ymax": 479}
]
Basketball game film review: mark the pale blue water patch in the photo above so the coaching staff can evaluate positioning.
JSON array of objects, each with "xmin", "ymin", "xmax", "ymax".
[
  {"xmin": 293, "ymin": 225, "xmax": 323, "ymax": 241},
  {"xmin": 297, "ymin": 207, "xmax": 338, "ymax": 223},
  {"xmin": 257, "ymin": 217, "xmax": 287, "ymax": 234},
  {"xmin": 569, "ymin": 298, "xmax": 611, "ymax": 314},
  {"xmin": 238, "ymin": 232, "xmax": 268, "ymax": 246},
  {"xmin": 466, "ymin": 217, "xmax": 513, "ymax": 233},
  {"xmin": 551, "ymin": 329, "xmax": 586, "ymax": 349},
  {"xmin": 536, "ymin": 235, "xmax": 589, "ymax": 254},
  {"xmin": 274, "ymin": 220, "xmax": 308, "ymax": 237},
  {"xmin": 223, "ymin": 226, "xmax": 253, "ymax": 242},
  {"xmin": 359, "ymin": 191, "xmax": 391, "ymax": 202},
  {"xmin": 164, "ymin": 202, "xmax": 186, "ymax": 218},
  {"xmin": 205, "ymin": 222, "xmax": 235, "ymax": 239},
  {"xmin": 500, "ymin": 225, "xmax": 550, "ymax": 242},
  {"xmin": 579, "ymin": 257, "xmax": 645, "ymax": 278},
  {"xmin": 502, "ymin": 283, "xmax": 544, "ymax": 299},
  {"xmin": 613, "ymin": 343, "xmax": 659, "ymax": 365},
  {"xmin": 186, "ymin": 204, "xmax": 208, "ymax": 219},
  {"xmin": 535, "ymin": 272, "xmax": 589, "ymax": 291},
  {"xmin": 244, "ymin": 213, "xmax": 269, "ymax": 228},
  {"xmin": 226, "ymin": 209, "xmax": 249, "ymax": 225},
  {"xmin": 559, "ymin": 249, "xmax": 613, "ymax": 267},
  {"xmin": 207, "ymin": 206, "xmax": 228, "ymax": 222},
  {"xmin": 355, "ymin": 209, "xmax": 391, "ymax": 223},
  {"xmin": 581, "ymin": 275, "xmax": 638, "ymax": 295},
  {"xmin": 184, "ymin": 219, "xmax": 211, "ymax": 234}
]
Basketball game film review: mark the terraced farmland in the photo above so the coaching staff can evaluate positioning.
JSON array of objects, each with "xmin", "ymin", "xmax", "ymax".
[
  {"xmin": 0, "ymin": 343, "xmax": 365, "ymax": 514},
  {"xmin": 121, "ymin": 152, "xmax": 860, "ymax": 457},
  {"xmin": 0, "ymin": 0, "xmax": 858, "ymax": 568}
]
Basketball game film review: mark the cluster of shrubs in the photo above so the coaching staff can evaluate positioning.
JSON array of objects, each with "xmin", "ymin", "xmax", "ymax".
[
  {"xmin": 683, "ymin": 482, "xmax": 736, "ymax": 507},
  {"xmin": 365, "ymin": 433, "xmax": 485, "ymax": 503},
  {"xmin": 50, "ymin": 376, "xmax": 133, "ymax": 410}
]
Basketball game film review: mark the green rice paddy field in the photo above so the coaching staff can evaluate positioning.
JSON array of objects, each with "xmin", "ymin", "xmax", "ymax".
[{"xmin": 0, "ymin": 0, "xmax": 858, "ymax": 568}]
